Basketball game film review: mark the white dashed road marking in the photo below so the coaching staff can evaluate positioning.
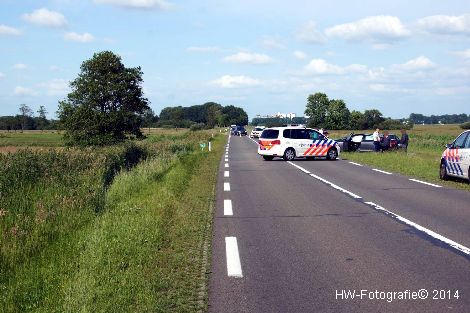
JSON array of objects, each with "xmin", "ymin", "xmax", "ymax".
[
  {"xmin": 409, "ymin": 178, "xmax": 442, "ymax": 188},
  {"xmin": 224, "ymin": 182, "xmax": 230, "ymax": 191},
  {"xmin": 224, "ymin": 199, "xmax": 233, "ymax": 216},
  {"xmin": 372, "ymin": 168, "xmax": 392, "ymax": 175},
  {"xmin": 349, "ymin": 161, "xmax": 363, "ymax": 166},
  {"xmin": 225, "ymin": 163, "xmax": 229, "ymax": 168},
  {"xmin": 225, "ymin": 237, "xmax": 243, "ymax": 277},
  {"xmin": 224, "ymin": 171, "xmax": 229, "ymax": 177}
]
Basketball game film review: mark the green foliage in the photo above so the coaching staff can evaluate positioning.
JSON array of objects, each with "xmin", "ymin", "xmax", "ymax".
[
  {"xmin": 410, "ymin": 113, "xmax": 469, "ymax": 124},
  {"xmin": 0, "ymin": 129, "xmax": 222, "ymax": 312},
  {"xmin": 460, "ymin": 121, "xmax": 470, "ymax": 129},
  {"xmin": 190, "ymin": 123, "xmax": 205, "ymax": 131},
  {"xmin": 158, "ymin": 103, "xmax": 248, "ymax": 128},
  {"xmin": 305, "ymin": 92, "xmax": 330, "ymax": 128},
  {"xmin": 58, "ymin": 51, "xmax": 149, "ymax": 146}
]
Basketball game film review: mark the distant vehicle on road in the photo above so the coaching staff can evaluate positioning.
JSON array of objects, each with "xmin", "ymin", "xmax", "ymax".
[
  {"xmin": 250, "ymin": 126, "xmax": 265, "ymax": 138},
  {"xmin": 336, "ymin": 133, "xmax": 401, "ymax": 152},
  {"xmin": 233, "ymin": 126, "xmax": 247, "ymax": 136},
  {"xmin": 440, "ymin": 130, "xmax": 470, "ymax": 182},
  {"xmin": 258, "ymin": 126, "xmax": 340, "ymax": 161}
]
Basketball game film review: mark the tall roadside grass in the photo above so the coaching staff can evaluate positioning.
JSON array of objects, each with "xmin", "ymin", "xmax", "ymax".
[{"xmin": 0, "ymin": 129, "xmax": 223, "ymax": 312}]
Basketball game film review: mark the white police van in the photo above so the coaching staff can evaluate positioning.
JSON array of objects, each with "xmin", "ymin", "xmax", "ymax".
[
  {"xmin": 440, "ymin": 130, "xmax": 470, "ymax": 182},
  {"xmin": 257, "ymin": 126, "xmax": 340, "ymax": 161}
]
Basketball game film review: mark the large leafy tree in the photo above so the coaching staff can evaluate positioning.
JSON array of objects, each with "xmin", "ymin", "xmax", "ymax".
[
  {"xmin": 58, "ymin": 51, "xmax": 149, "ymax": 145},
  {"xmin": 305, "ymin": 92, "xmax": 329, "ymax": 128}
]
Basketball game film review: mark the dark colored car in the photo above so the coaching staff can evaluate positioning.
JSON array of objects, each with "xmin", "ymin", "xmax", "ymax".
[
  {"xmin": 336, "ymin": 133, "xmax": 401, "ymax": 152},
  {"xmin": 233, "ymin": 126, "xmax": 247, "ymax": 136}
]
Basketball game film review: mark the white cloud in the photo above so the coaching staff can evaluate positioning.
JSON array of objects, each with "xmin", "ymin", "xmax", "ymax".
[
  {"xmin": 293, "ymin": 50, "xmax": 307, "ymax": 60},
  {"xmin": 325, "ymin": 15, "xmax": 410, "ymax": 42},
  {"xmin": 14, "ymin": 86, "xmax": 36, "ymax": 96},
  {"xmin": 0, "ymin": 24, "xmax": 22, "ymax": 36},
  {"xmin": 392, "ymin": 56, "xmax": 436, "ymax": 71},
  {"xmin": 303, "ymin": 59, "xmax": 367, "ymax": 75},
  {"xmin": 64, "ymin": 32, "xmax": 95, "ymax": 42},
  {"xmin": 186, "ymin": 46, "xmax": 219, "ymax": 52},
  {"xmin": 417, "ymin": 14, "xmax": 470, "ymax": 35},
  {"xmin": 13, "ymin": 63, "xmax": 27, "ymax": 70},
  {"xmin": 223, "ymin": 52, "xmax": 273, "ymax": 64},
  {"xmin": 452, "ymin": 48, "xmax": 470, "ymax": 59},
  {"xmin": 212, "ymin": 75, "xmax": 261, "ymax": 88},
  {"xmin": 94, "ymin": 0, "xmax": 173, "ymax": 9},
  {"xmin": 50, "ymin": 65, "xmax": 61, "ymax": 71},
  {"xmin": 22, "ymin": 8, "xmax": 67, "ymax": 28},
  {"xmin": 261, "ymin": 37, "xmax": 286, "ymax": 49},
  {"xmin": 39, "ymin": 79, "xmax": 70, "ymax": 96},
  {"xmin": 296, "ymin": 21, "xmax": 325, "ymax": 43}
]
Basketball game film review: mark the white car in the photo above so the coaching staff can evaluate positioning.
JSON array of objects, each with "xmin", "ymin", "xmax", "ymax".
[
  {"xmin": 440, "ymin": 130, "xmax": 470, "ymax": 182},
  {"xmin": 250, "ymin": 126, "xmax": 265, "ymax": 138},
  {"xmin": 257, "ymin": 126, "xmax": 340, "ymax": 161}
]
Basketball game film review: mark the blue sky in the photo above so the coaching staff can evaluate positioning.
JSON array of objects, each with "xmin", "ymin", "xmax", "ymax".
[{"xmin": 1, "ymin": 0, "xmax": 470, "ymax": 119}]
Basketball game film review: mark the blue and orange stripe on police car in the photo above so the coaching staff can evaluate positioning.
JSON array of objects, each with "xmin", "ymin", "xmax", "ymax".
[{"xmin": 303, "ymin": 139, "xmax": 335, "ymax": 157}]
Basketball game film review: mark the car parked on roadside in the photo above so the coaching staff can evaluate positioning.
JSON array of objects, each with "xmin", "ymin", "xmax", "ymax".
[
  {"xmin": 336, "ymin": 133, "xmax": 401, "ymax": 152},
  {"xmin": 258, "ymin": 126, "xmax": 340, "ymax": 161},
  {"xmin": 439, "ymin": 130, "xmax": 470, "ymax": 182},
  {"xmin": 250, "ymin": 126, "xmax": 265, "ymax": 138}
]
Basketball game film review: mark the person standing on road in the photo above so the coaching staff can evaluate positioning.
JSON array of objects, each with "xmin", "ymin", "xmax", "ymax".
[
  {"xmin": 373, "ymin": 128, "xmax": 381, "ymax": 152},
  {"xmin": 400, "ymin": 129, "xmax": 409, "ymax": 152}
]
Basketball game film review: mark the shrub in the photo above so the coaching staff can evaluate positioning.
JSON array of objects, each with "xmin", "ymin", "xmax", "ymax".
[
  {"xmin": 190, "ymin": 123, "xmax": 205, "ymax": 131},
  {"xmin": 460, "ymin": 121, "xmax": 470, "ymax": 129}
]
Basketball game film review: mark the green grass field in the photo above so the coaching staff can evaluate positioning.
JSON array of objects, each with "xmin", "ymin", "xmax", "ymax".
[
  {"xmin": 329, "ymin": 124, "xmax": 469, "ymax": 191},
  {"xmin": 0, "ymin": 129, "xmax": 224, "ymax": 312},
  {"xmin": 0, "ymin": 131, "xmax": 64, "ymax": 147}
]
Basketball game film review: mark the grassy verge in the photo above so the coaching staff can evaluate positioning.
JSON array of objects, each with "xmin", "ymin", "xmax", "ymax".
[
  {"xmin": 62, "ymin": 134, "xmax": 224, "ymax": 312},
  {"xmin": 0, "ymin": 130, "xmax": 225, "ymax": 312}
]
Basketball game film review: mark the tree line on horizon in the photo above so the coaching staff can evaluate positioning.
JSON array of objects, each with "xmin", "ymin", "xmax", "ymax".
[{"xmin": 251, "ymin": 92, "xmax": 470, "ymax": 130}]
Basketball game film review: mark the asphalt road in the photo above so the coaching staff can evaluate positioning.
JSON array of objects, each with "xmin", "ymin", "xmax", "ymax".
[{"xmin": 209, "ymin": 134, "xmax": 470, "ymax": 313}]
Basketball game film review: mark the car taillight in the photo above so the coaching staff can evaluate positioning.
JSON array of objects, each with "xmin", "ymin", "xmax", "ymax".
[{"xmin": 271, "ymin": 140, "xmax": 281, "ymax": 145}]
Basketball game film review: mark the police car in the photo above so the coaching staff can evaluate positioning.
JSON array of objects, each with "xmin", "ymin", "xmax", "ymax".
[
  {"xmin": 258, "ymin": 126, "xmax": 340, "ymax": 161},
  {"xmin": 250, "ymin": 126, "xmax": 265, "ymax": 138},
  {"xmin": 440, "ymin": 130, "xmax": 470, "ymax": 182}
]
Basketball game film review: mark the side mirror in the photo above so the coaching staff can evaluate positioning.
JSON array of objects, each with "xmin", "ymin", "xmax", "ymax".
[{"xmin": 446, "ymin": 143, "xmax": 453, "ymax": 149}]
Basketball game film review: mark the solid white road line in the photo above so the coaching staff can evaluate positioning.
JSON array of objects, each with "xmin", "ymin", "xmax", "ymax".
[
  {"xmin": 224, "ymin": 171, "xmax": 230, "ymax": 177},
  {"xmin": 286, "ymin": 161, "xmax": 469, "ymax": 257},
  {"xmin": 224, "ymin": 199, "xmax": 233, "ymax": 216},
  {"xmin": 372, "ymin": 168, "xmax": 392, "ymax": 175},
  {"xmin": 409, "ymin": 178, "xmax": 442, "ymax": 188},
  {"xmin": 225, "ymin": 237, "xmax": 243, "ymax": 277},
  {"xmin": 225, "ymin": 163, "xmax": 229, "ymax": 168},
  {"xmin": 364, "ymin": 201, "xmax": 470, "ymax": 256},
  {"xmin": 310, "ymin": 173, "xmax": 363, "ymax": 199},
  {"xmin": 224, "ymin": 182, "xmax": 230, "ymax": 191},
  {"xmin": 287, "ymin": 162, "xmax": 362, "ymax": 200},
  {"xmin": 349, "ymin": 161, "xmax": 363, "ymax": 166},
  {"xmin": 287, "ymin": 161, "xmax": 311, "ymax": 174}
]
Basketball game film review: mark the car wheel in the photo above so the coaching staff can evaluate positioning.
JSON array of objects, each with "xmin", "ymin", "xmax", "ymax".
[
  {"xmin": 283, "ymin": 148, "xmax": 296, "ymax": 161},
  {"xmin": 326, "ymin": 148, "xmax": 338, "ymax": 160},
  {"xmin": 262, "ymin": 155, "xmax": 274, "ymax": 161},
  {"xmin": 439, "ymin": 161, "xmax": 448, "ymax": 180}
]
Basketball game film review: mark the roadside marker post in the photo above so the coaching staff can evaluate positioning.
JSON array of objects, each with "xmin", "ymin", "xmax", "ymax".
[{"xmin": 209, "ymin": 142, "xmax": 211, "ymax": 152}]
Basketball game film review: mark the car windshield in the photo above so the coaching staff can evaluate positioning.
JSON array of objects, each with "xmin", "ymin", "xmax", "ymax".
[
  {"xmin": 260, "ymin": 129, "xmax": 279, "ymax": 139},
  {"xmin": 254, "ymin": 127, "xmax": 264, "ymax": 131}
]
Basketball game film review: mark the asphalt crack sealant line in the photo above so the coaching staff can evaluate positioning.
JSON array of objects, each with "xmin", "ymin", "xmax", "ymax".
[{"xmin": 286, "ymin": 161, "xmax": 470, "ymax": 258}]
